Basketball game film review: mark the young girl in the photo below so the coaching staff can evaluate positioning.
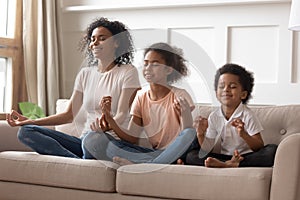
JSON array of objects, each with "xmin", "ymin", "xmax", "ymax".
[
  {"xmin": 186, "ymin": 63, "xmax": 277, "ymax": 167},
  {"xmin": 82, "ymin": 42, "xmax": 197, "ymax": 164}
]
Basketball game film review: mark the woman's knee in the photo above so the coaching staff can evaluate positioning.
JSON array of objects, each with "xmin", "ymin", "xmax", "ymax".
[{"xmin": 17, "ymin": 125, "xmax": 36, "ymax": 141}]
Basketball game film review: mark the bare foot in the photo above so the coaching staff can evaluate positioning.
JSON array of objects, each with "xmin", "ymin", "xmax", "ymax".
[
  {"xmin": 230, "ymin": 150, "xmax": 244, "ymax": 163},
  {"xmin": 205, "ymin": 157, "xmax": 229, "ymax": 168},
  {"xmin": 113, "ymin": 156, "xmax": 134, "ymax": 166},
  {"xmin": 176, "ymin": 159, "xmax": 184, "ymax": 165},
  {"xmin": 205, "ymin": 153, "xmax": 243, "ymax": 168}
]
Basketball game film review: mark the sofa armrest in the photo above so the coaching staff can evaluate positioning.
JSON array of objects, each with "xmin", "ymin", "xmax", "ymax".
[
  {"xmin": 0, "ymin": 121, "xmax": 31, "ymax": 152},
  {"xmin": 270, "ymin": 133, "xmax": 300, "ymax": 200}
]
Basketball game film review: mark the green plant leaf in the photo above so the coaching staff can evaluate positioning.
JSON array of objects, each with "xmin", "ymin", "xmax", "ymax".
[{"xmin": 19, "ymin": 102, "xmax": 46, "ymax": 119}]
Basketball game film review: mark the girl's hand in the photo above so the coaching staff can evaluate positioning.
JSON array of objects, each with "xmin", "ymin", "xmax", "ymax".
[
  {"xmin": 173, "ymin": 97, "xmax": 181, "ymax": 115},
  {"xmin": 193, "ymin": 116, "xmax": 208, "ymax": 137},
  {"xmin": 99, "ymin": 113, "xmax": 111, "ymax": 131},
  {"xmin": 174, "ymin": 96, "xmax": 193, "ymax": 128},
  {"xmin": 174, "ymin": 96, "xmax": 189, "ymax": 114},
  {"xmin": 6, "ymin": 110, "xmax": 30, "ymax": 127},
  {"xmin": 90, "ymin": 114, "xmax": 111, "ymax": 132},
  {"xmin": 231, "ymin": 118, "xmax": 247, "ymax": 137}
]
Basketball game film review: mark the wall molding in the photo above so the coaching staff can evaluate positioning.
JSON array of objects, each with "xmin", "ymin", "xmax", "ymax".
[{"xmin": 61, "ymin": 0, "xmax": 291, "ymax": 13}]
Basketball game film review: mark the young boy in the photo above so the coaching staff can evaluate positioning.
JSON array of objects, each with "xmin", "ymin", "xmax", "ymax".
[{"xmin": 186, "ymin": 63, "xmax": 277, "ymax": 168}]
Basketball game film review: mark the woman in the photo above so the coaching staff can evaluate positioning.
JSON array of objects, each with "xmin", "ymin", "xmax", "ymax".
[{"xmin": 6, "ymin": 17, "xmax": 141, "ymax": 159}]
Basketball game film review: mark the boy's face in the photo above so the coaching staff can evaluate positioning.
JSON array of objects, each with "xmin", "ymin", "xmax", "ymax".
[
  {"xmin": 143, "ymin": 50, "xmax": 173, "ymax": 84},
  {"xmin": 216, "ymin": 73, "xmax": 248, "ymax": 108}
]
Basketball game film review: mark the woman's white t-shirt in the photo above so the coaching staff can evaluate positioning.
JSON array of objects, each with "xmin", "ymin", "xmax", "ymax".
[{"xmin": 73, "ymin": 64, "xmax": 141, "ymax": 135}]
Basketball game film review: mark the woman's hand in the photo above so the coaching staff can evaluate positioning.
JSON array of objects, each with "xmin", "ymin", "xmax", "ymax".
[
  {"xmin": 90, "ymin": 117, "xmax": 102, "ymax": 132},
  {"xmin": 90, "ymin": 96, "xmax": 113, "ymax": 132},
  {"xmin": 100, "ymin": 96, "xmax": 112, "ymax": 116},
  {"xmin": 6, "ymin": 110, "xmax": 30, "ymax": 127}
]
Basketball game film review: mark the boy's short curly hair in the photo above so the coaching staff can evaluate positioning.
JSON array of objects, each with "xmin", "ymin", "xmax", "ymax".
[
  {"xmin": 214, "ymin": 63, "xmax": 254, "ymax": 104},
  {"xmin": 143, "ymin": 42, "xmax": 188, "ymax": 84},
  {"xmin": 78, "ymin": 17, "xmax": 134, "ymax": 66}
]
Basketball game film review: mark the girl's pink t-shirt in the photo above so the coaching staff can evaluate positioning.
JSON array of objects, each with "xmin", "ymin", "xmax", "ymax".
[{"xmin": 130, "ymin": 86, "xmax": 194, "ymax": 149}]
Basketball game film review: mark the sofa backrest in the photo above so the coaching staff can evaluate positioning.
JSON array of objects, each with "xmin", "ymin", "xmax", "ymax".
[
  {"xmin": 55, "ymin": 99, "xmax": 300, "ymax": 147},
  {"xmin": 0, "ymin": 121, "xmax": 31, "ymax": 152},
  {"xmin": 195, "ymin": 104, "xmax": 300, "ymax": 146},
  {"xmin": 55, "ymin": 99, "xmax": 86, "ymax": 137}
]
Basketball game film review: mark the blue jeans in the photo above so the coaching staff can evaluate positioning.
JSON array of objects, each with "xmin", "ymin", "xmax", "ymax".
[
  {"xmin": 18, "ymin": 125, "xmax": 83, "ymax": 158},
  {"xmin": 82, "ymin": 128, "xmax": 197, "ymax": 164}
]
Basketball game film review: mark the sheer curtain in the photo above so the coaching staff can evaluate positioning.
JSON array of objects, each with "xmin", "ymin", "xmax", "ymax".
[{"xmin": 22, "ymin": 0, "xmax": 60, "ymax": 115}]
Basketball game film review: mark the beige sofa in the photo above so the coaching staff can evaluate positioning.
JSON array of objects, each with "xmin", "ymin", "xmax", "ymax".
[{"xmin": 0, "ymin": 103, "xmax": 300, "ymax": 200}]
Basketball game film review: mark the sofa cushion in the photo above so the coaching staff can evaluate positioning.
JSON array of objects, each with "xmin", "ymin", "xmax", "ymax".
[
  {"xmin": 117, "ymin": 164, "xmax": 272, "ymax": 200},
  {"xmin": 0, "ymin": 151, "xmax": 119, "ymax": 192}
]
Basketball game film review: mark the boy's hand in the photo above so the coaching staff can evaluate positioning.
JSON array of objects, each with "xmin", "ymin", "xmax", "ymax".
[
  {"xmin": 231, "ymin": 118, "xmax": 247, "ymax": 138},
  {"xmin": 193, "ymin": 116, "xmax": 208, "ymax": 137}
]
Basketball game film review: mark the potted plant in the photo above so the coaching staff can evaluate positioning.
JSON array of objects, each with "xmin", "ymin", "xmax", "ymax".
[{"xmin": 18, "ymin": 102, "xmax": 46, "ymax": 119}]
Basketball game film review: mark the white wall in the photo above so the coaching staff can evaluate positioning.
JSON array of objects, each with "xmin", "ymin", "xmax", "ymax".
[{"xmin": 57, "ymin": 0, "xmax": 300, "ymax": 105}]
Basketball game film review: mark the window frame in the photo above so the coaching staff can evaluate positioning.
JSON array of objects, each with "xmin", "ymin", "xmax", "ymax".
[{"xmin": 0, "ymin": 0, "xmax": 27, "ymax": 120}]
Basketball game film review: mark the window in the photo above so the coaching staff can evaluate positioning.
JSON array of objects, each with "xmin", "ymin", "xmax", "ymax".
[{"xmin": 0, "ymin": 0, "xmax": 27, "ymax": 119}]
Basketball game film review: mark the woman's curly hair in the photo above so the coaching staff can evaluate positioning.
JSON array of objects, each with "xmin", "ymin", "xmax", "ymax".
[
  {"xmin": 143, "ymin": 42, "xmax": 189, "ymax": 84},
  {"xmin": 78, "ymin": 17, "xmax": 134, "ymax": 66}
]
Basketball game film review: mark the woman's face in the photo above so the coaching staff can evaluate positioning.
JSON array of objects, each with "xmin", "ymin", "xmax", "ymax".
[
  {"xmin": 89, "ymin": 26, "xmax": 118, "ymax": 61},
  {"xmin": 143, "ymin": 50, "xmax": 173, "ymax": 85}
]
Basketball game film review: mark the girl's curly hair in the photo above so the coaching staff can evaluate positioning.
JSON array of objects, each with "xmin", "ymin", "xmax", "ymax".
[
  {"xmin": 143, "ymin": 42, "xmax": 188, "ymax": 84},
  {"xmin": 78, "ymin": 17, "xmax": 134, "ymax": 66}
]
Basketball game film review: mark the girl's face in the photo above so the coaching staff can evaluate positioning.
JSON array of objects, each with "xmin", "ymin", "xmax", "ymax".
[
  {"xmin": 143, "ymin": 50, "xmax": 173, "ymax": 84},
  {"xmin": 216, "ymin": 73, "xmax": 247, "ymax": 108},
  {"xmin": 89, "ymin": 26, "xmax": 118, "ymax": 61}
]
